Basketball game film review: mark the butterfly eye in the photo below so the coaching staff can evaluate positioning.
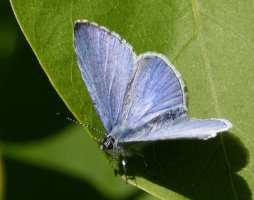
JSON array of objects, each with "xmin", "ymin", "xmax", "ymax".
[{"xmin": 100, "ymin": 136, "xmax": 115, "ymax": 150}]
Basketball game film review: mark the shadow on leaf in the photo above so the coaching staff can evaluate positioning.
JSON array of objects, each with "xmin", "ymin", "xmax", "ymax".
[{"xmin": 123, "ymin": 133, "xmax": 250, "ymax": 200}]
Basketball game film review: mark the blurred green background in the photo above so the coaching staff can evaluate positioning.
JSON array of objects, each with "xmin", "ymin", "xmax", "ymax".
[{"xmin": 0, "ymin": 1, "xmax": 156, "ymax": 199}]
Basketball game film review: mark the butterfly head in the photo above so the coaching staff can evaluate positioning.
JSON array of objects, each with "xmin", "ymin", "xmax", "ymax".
[{"xmin": 100, "ymin": 136, "xmax": 115, "ymax": 151}]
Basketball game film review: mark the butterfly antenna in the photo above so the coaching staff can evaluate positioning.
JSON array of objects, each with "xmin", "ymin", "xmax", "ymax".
[{"xmin": 56, "ymin": 112, "xmax": 104, "ymax": 142}]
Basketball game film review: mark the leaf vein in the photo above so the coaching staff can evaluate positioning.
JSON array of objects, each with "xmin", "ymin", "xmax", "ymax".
[
  {"xmin": 172, "ymin": 33, "xmax": 197, "ymax": 62},
  {"xmin": 191, "ymin": 0, "xmax": 238, "ymax": 199}
]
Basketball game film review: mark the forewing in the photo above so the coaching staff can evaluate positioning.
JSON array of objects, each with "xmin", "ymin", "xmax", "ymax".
[
  {"xmin": 120, "ymin": 53, "xmax": 186, "ymax": 128},
  {"xmin": 74, "ymin": 20, "xmax": 134, "ymax": 132},
  {"xmin": 121, "ymin": 117, "xmax": 232, "ymax": 143}
]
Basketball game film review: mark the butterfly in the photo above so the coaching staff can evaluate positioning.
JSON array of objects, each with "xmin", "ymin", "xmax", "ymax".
[{"xmin": 73, "ymin": 20, "xmax": 232, "ymax": 174}]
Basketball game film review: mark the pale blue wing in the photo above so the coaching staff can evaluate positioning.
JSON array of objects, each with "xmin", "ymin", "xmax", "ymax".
[
  {"xmin": 74, "ymin": 20, "xmax": 135, "ymax": 132},
  {"xmin": 119, "ymin": 53, "xmax": 186, "ymax": 128},
  {"xmin": 120, "ymin": 116, "xmax": 232, "ymax": 143}
]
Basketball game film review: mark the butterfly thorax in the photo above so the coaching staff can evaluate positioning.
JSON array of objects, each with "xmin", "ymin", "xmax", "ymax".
[{"xmin": 99, "ymin": 125, "xmax": 133, "ymax": 151}]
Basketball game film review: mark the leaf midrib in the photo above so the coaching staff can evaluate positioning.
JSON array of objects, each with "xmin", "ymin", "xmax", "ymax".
[{"xmin": 191, "ymin": 0, "xmax": 237, "ymax": 199}]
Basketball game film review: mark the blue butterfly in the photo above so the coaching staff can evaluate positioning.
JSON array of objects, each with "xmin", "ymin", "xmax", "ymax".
[{"xmin": 74, "ymin": 20, "xmax": 232, "ymax": 174}]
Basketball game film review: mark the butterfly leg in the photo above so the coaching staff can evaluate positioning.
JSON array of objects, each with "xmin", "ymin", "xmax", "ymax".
[
  {"xmin": 122, "ymin": 158, "xmax": 127, "ymax": 174},
  {"xmin": 112, "ymin": 147, "xmax": 118, "ymax": 176},
  {"xmin": 121, "ymin": 158, "xmax": 128, "ymax": 183}
]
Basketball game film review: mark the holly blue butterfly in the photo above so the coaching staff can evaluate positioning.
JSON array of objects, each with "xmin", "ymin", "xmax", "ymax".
[{"xmin": 73, "ymin": 20, "xmax": 232, "ymax": 173}]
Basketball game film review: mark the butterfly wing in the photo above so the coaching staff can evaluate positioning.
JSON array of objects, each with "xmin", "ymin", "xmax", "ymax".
[
  {"xmin": 119, "ymin": 53, "xmax": 186, "ymax": 128},
  {"xmin": 74, "ymin": 21, "xmax": 135, "ymax": 132},
  {"xmin": 115, "ymin": 53, "xmax": 232, "ymax": 142},
  {"xmin": 121, "ymin": 116, "xmax": 232, "ymax": 143}
]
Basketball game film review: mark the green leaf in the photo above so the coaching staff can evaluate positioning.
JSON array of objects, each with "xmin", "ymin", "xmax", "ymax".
[{"xmin": 10, "ymin": 0, "xmax": 254, "ymax": 199}]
